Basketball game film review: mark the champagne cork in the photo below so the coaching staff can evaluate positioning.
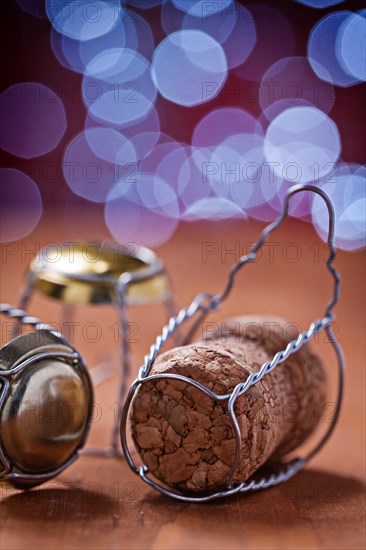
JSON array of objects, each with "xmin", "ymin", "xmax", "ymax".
[{"xmin": 130, "ymin": 316, "xmax": 326, "ymax": 493}]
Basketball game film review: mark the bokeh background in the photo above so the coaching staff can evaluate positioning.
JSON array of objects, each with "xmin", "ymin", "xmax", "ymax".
[{"xmin": 1, "ymin": 0, "xmax": 365, "ymax": 250}]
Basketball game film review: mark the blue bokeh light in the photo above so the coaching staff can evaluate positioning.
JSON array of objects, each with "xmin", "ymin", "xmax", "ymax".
[
  {"xmin": 296, "ymin": 0, "xmax": 345, "ymax": 8},
  {"xmin": 160, "ymin": 1, "xmax": 187, "ymax": 35},
  {"xmin": 51, "ymin": 15, "xmax": 127, "ymax": 74},
  {"xmin": 139, "ymin": 140, "xmax": 190, "ymax": 218},
  {"xmin": 178, "ymin": 147, "xmax": 213, "ymax": 207},
  {"xmin": 181, "ymin": 4, "xmax": 236, "ymax": 44},
  {"xmin": 87, "ymin": 89, "xmax": 154, "ymax": 127},
  {"xmin": 212, "ymin": 133, "xmax": 284, "ymax": 219},
  {"xmin": 106, "ymin": 171, "xmax": 179, "ymax": 219},
  {"xmin": 121, "ymin": 8, "xmax": 155, "ymax": 61},
  {"xmin": 50, "ymin": 7, "xmax": 154, "ymax": 73},
  {"xmin": 259, "ymin": 99, "xmax": 314, "ymax": 129},
  {"xmin": 83, "ymin": 48, "xmax": 156, "ymax": 126},
  {"xmin": 312, "ymin": 166, "xmax": 366, "ymax": 250},
  {"xmin": 155, "ymin": 144, "xmax": 190, "ymax": 199},
  {"xmin": 209, "ymin": 136, "xmax": 255, "ymax": 202},
  {"xmin": 136, "ymin": 173, "xmax": 180, "ymax": 219},
  {"xmin": 172, "ymin": 0, "xmax": 233, "ymax": 17},
  {"xmin": 338, "ymin": 12, "xmax": 366, "ymax": 82},
  {"xmin": 127, "ymin": 132, "xmax": 161, "ymax": 162},
  {"xmin": 152, "ymin": 30, "xmax": 228, "ymax": 106},
  {"xmin": 46, "ymin": 0, "xmax": 121, "ymax": 41},
  {"xmin": 308, "ymin": 11, "xmax": 361, "ymax": 87},
  {"xmin": 161, "ymin": 0, "xmax": 238, "ymax": 45},
  {"xmin": 264, "ymin": 107, "xmax": 341, "ymax": 184},
  {"xmin": 85, "ymin": 127, "xmax": 137, "ymax": 164},
  {"xmin": 85, "ymin": 104, "xmax": 161, "ymax": 160}
]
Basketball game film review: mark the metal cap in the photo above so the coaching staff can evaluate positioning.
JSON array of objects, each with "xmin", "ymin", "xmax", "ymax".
[
  {"xmin": 28, "ymin": 243, "xmax": 171, "ymax": 305},
  {"xmin": 0, "ymin": 330, "xmax": 93, "ymax": 488}
]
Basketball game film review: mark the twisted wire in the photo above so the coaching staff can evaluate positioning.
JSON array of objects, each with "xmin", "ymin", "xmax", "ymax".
[
  {"xmin": 139, "ymin": 293, "xmax": 210, "ymax": 379},
  {"xmin": 0, "ymin": 303, "xmax": 57, "ymax": 333},
  {"xmin": 231, "ymin": 316, "xmax": 334, "ymax": 400}
]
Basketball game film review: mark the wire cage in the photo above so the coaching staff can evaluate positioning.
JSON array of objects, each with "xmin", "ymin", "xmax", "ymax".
[{"xmin": 120, "ymin": 184, "xmax": 345, "ymax": 502}]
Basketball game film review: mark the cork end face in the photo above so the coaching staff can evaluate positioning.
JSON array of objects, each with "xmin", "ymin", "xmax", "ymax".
[
  {"xmin": 130, "ymin": 341, "xmax": 280, "ymax": 494},
  {"xmin": 130, "ymin": 370, "xmax": 236, "ymax": 493}
]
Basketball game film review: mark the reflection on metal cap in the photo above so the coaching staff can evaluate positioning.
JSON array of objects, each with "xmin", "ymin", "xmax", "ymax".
[
  {"xmin": 29, "ymin": 243, "xmax": 171, "ymax": 305},
  {"xmin": 0, "ymin": 329, "xmax": 93, "ymax": 488}
]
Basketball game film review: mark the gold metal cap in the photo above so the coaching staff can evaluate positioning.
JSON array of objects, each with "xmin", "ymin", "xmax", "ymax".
[
  {"xmin": 0, "ymin": 330, "xmax": 93, "ymax": 488},
  {"xmin": 28, "ymin": 243, "xmax": 171, "ymax": 305}
]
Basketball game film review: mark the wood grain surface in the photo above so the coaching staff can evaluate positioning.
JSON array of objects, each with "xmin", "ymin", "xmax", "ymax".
[{"xmin": 0, "ymin": 214, "xmax": 365, "ymax": 550}]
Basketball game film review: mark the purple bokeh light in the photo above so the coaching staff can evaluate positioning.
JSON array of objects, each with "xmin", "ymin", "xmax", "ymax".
[
  {"xmin": 260, "ymin": 57, "xmax": 335, "ymax": 120},
  {"xmin": 193, "ymin": 107, "xmax": 263, "ymax": 148},
  {"xmin": 105, "ymin": 176, "xmax": 179, "ymax": 246},
  {"xmin": 63, "ymin": 130, "xmax": 135, "ymax": 203},
  {"xmin": 0, "ymin": 169, "xmax": 43, "ymax": 242},
  {"xmin": 16, "ymin": 0, "xmax": 47, "ymax": 19},
  {"xmin": 0, "ymin": 83, "xmax": 66, "ymax": 159}
]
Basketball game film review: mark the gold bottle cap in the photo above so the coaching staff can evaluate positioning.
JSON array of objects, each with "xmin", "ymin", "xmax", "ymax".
[
  {"xmin": 0, "ymin": 330, "xmax": 93, "ymax": 488},
  {"xmin": 28, "ymin": 243, "xmax": 171, "ymax": 305}
]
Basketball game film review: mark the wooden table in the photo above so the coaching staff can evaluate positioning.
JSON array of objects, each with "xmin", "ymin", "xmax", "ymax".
[{"xmin": 1, "ymin": 215, "xmax": 365, "ymax": 549}]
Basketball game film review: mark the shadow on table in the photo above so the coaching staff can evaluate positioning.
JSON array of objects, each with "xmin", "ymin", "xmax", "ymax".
[
  {"xmin": 1, "ymin": 468, "xmax": 365, "ymax": 525},
  {"xmin": 145, "ymin": 468, "xmax": 366, "ymax": 515},
  {"xmin": 0, "ymin": 487, "xmax": 116, "ymax": 522}
]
